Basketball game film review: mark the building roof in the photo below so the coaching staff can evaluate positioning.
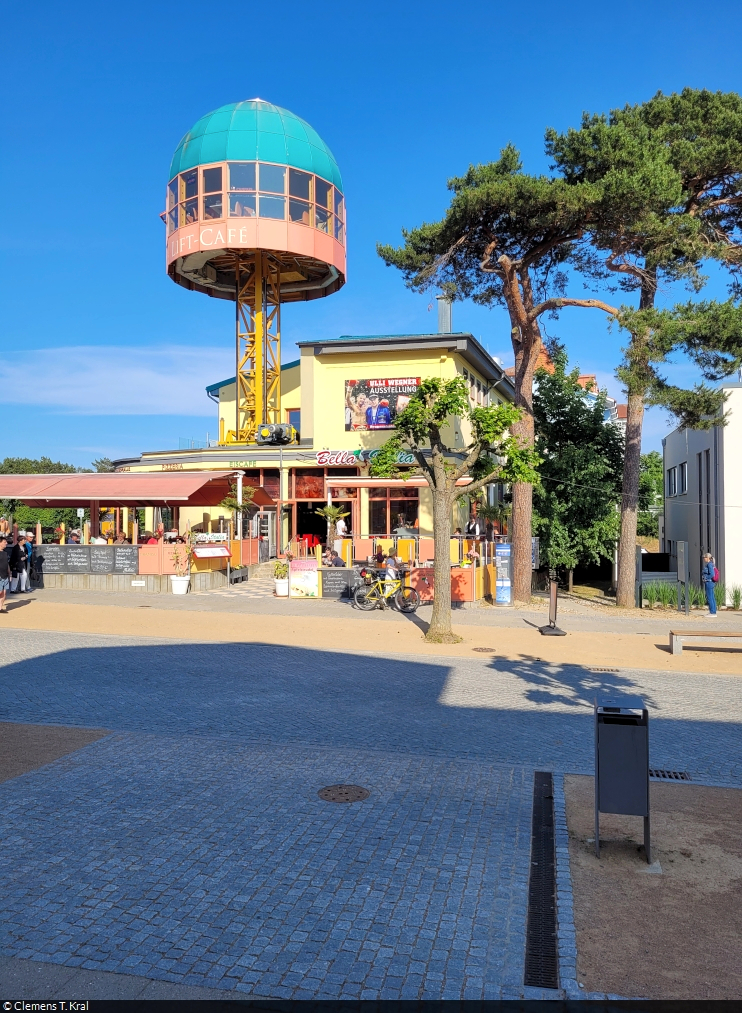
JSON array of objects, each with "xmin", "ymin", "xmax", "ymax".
[
  {"xmin": 295, "ymin": 333, "xmax": 515, "ymax": 394},
  {"xmin": 0, "ymin": 472, "xmax": 236, "ymax": 508},
  {"xmin": 169, "ymin": 99, "xmax": 343, "ymax": 190}
]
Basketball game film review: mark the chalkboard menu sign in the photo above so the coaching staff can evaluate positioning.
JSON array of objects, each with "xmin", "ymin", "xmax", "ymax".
[
  {"xmin": 31, "ymin": 543, "xmax": 139, "ymax": 575},
  {"xmin": 113, "ymin": 545, "xmax": 139, "ymax": 574},
  {"xmin": 320, "ymin": 567, "xmax": 359, "ymax": 599},
  {"xmin": 90, "ymin": 545, "xmax": 115, "ymax": 573},
  {"xmin": 65, "ymin": 545, "xmax": 91, "ymax": 572},
  {"xmin": 34, "ymin": 545, "xmax": 66, "ymax": 573}
]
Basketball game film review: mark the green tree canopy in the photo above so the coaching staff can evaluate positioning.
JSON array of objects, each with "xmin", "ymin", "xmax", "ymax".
[
  {"xmin": 532, "ymin": 355, "xmax": 624, "ymax": 575},
  {"xmin": 0, "ymin": 455, "xmax": 90, "ymax": 532},
  {"xmin": 376, "ymin": 146, "xmax": 622, "ymax": 603},
  {"xmin": 370, "ymin": 375, "xmax": 538, "ymax": 642},
  {"xmin": 545, "ymin": 88, "xmax": 742, "ymax": 604}
]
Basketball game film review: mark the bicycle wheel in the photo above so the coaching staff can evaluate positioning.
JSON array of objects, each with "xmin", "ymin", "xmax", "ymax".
[
  {"xmin": 354, "ymin": 584, "xmax": 381, "ymax": 610},
  {"xmin": 395, "ymin": 586, "xmax": 420, "ymax": 613}
]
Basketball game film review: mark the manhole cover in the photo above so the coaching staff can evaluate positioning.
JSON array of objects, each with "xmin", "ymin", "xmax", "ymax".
[
  {"xmin": 473, "ymin": 647, "xmax": 497, "ymax": 653},
  {"xmin": 318, "ymin": 784, "xmax": 370, "ymax": 803}
]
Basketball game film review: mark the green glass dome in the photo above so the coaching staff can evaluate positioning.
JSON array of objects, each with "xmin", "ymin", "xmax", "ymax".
[{"xmin": 169, "ymin": 99, "xmax": 343, "ymax": 190}]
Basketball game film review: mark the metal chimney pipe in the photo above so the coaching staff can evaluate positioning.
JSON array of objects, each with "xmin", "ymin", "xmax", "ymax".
[{"xmin": 436, "ymin": 294, "xmax": 452, "ymax": 333}]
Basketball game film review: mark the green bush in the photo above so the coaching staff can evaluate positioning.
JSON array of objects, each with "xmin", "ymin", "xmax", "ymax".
[
  {"xmin": 714, "ymin": 581, "xmax": 727, "ymax": 609},
  {"xmin": 643, "ymin": 582, "xmax": 659, "ymax": 607},
  {"xmin": 657, "ymin": 581, "xmax": 676, "ymax": 608},
  {"xmin": 730, "ymin": 585, "xmax": 742, "ymax": 610}
]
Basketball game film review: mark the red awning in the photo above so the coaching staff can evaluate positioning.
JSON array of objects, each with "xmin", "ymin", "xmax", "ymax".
[{"xmin": 0, "ymin": 471, "xmax": 236, "ymax": 508}]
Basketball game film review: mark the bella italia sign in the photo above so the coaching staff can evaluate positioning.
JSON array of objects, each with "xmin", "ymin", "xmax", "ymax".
[{"xmin": 315, "ymin": 449, "xmax": 415, "ymax": 466}]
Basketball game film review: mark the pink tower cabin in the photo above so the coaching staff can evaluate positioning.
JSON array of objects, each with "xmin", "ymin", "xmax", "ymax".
[{"xmin": 165, "ymin": 99, "xmax": 346, "ymax": 444}]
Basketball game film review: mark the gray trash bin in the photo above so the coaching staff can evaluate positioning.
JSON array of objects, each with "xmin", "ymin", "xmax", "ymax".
[{"xmin": 594, "ymin": 696, "xmax": 650, "ymax": 863}]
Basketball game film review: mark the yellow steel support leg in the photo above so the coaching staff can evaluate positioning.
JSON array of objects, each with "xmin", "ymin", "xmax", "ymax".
[{"xmin": 224, "ymin": 252, "xmax": 281, "ymax": 444}]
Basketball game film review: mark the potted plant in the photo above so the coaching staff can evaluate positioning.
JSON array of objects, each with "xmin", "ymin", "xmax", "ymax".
[
  {"xmin": 170, "ymin": 534, "xmax": 194, "ymax": 594},
  {"xmin": 314, "ymin": 505, "xmax": 350, "ymax": 551},
  {"xmin": 274, "ymin": 559, "xmax": 290, "ymax": 597}
]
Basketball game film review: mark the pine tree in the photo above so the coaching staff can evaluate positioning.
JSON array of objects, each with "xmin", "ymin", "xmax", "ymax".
[{"xmin": 532, "ymin": 354, "xmax": 624, "ymax": 589}]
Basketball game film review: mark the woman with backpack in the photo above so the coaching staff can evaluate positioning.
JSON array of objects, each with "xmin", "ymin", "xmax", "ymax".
[{"xmin": 702, "ymin": 553, "xmax": 718, "ymax": 616}]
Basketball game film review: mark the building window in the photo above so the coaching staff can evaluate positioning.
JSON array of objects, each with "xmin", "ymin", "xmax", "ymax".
[
  {"xmin": 369, "ymin": 487, "xmax": 418, "ymax": 535},
  {"xmin": 287, "ymin": 409, "xmax": 300, "ymax": 435},
  {"xmin": 667, "ymin": 467, "xmax": 677, "ymax": 497},
  {"xmin": 678, "ymin": 461, "xmax": 687, "ymax": 494},
  {"xmin": 294, "ymin": 468, "xmax": 324, "ymax": 499},
  {"xmin": 168, "ymin": 163, "xmax": 344, "ymax": 244}
]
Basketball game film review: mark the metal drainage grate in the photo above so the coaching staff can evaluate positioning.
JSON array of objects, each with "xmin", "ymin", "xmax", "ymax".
[
  {"xmin": 650, "ymin": 768, "xmax": 691, "ymax": 781},
  {"xmin": 589, "ymin": 667, "xmax": 619, "ymax": 673},
  {"xmin": 473, "ymin": 647, "xmax": 497, "ymax": 653},
  {"xmin": 318, "ymin": 784, "xmax": 370, "ymax": 803},
  {"xmin": 524, "ymin": 771, "xmax": 559, "ymax": 990}
]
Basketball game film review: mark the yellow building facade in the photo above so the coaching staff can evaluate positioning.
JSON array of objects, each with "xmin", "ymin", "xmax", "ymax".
[{"xmin": 115, "ymin": 331, "xmax": 514, "ymax": 549}]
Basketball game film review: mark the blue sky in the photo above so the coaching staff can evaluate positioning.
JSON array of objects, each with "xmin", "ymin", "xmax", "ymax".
[{"xmin": 2, "ymin": 0, "xmax": 741, "ymax": 466}]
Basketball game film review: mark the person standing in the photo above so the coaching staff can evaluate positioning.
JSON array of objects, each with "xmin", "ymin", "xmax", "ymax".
[
  {"xmin": 466, "ymin": 513, "xmax": 483, "ymax": 539},
  {"xmin": 702, "ymin": 553, "xmax": 718, "ymax": 616},
  {"xmin": 24, "ymin": 534, "xmax": 35, "ymax": 591},
  {"xmin": 0, "ymin": 535, "xmax": 10, "ymax": 612},
  {"xmin": 9, "ymin": 535, "xmax": 29, "ymax": 594}
]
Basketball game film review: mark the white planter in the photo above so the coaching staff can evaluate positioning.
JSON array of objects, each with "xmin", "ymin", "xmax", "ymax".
[
  {"xmin": 170, "ymin": 575, "xmax": 191, "ymax": 595},
  {"xmin": 274, "ymin": 578, "xmax": 289, "ymax": 597}
]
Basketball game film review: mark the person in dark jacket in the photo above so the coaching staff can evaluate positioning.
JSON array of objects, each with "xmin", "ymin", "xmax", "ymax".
[
  {"xmin": 9, "ymin": 535, "xmax": 29, "ymax": 594},
  {"xmin": 701, "ymin": 553, "xmax": 717, "ymax": 616},
  {"xmin": 0, "ymin": 535, "xmax": 10, "ymax": 612}
]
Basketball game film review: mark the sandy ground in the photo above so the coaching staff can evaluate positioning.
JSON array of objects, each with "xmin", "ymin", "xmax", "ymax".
[
  {"xmin": 0, "ymin": 722, "xmax": 108, "ymax": 783},
  {"xmin": 1, "ymin": 599, "xmax": 741, "ymax": 675},
  {"xmin": 565, "ymin": 774, "xmax": 742, "ymax": 1000}
]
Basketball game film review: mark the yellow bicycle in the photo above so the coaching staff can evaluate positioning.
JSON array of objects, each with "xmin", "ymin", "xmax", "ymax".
[{"xmin": 353, "ymin": 568, "xmax": 420, "ymax": 613}]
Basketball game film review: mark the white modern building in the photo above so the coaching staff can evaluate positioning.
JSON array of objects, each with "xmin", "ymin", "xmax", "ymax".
[{"xmin": 662, "ymin": 382, "xmax": 742, "ymax": 589}]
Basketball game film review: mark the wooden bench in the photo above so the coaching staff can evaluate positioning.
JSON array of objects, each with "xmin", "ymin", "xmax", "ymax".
[{"xmin": 669, "ymin": 629, "xmax": 742, "ymax": 655}]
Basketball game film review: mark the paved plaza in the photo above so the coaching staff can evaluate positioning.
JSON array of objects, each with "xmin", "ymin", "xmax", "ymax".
[{"xmin": 1, "ymin": 617, "xmax": 741, "ymax": 999}]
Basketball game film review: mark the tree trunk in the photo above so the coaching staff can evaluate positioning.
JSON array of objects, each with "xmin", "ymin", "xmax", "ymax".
[
  {"xmin": 616, "ymin": 391, "xmax": 644, "ymax": 607},
  {"xmin": 510, "ymin": 350, "xmax": 537, "ymax": 604},
  {"xmin": 568, "ymin": 568, "xmax": 573, "ymax": 593},
  {"xmin": 426, "ymin": 489, "xmax": 460, "ymax": 642}
]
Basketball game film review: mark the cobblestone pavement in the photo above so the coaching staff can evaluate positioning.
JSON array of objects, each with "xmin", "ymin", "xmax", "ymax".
[
  {"xmin": 25, "ymin": 585, "xmax": 742, "ymax": 633},
  {"xmin": 0, "ymin": 629, "xmax": 740, "ymax": 999}
]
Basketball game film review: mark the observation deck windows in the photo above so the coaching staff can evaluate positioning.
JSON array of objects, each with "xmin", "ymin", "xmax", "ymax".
[
  {"xmin": 289, "ymin": 169, "xmax": 312, "ymax": 201},
  {"xmin": 315, "ymin": 206, "xmax": 330, "ymax": 233},
  {"xmin": 289, "ymin": 198, "xmax": 311, "ymax": 224},
  {"xmin": 315, "ymin": 177, "xmax": 332, "ymax": 210},
  {"xmin": 203, "ymin": 166, "xmax": 222, "ymax": 193},
  {"xmin": 259, "ymin": 194, "xmax": 286, "ymax": 220},
  {"xmin": 183, "ymin": 197, "xmax": 198, "ymax": 224},
  {"xmin": 181, "ymin": 170, "xmax": 198, "ymax": 200},
  {"xmin": 203, "ymin": 193, "xmax": 223, "ymax": 219},
  {"xmin": 167, "ymin": 162, "xmax": 344, "ymax": 244},
  {"xmin": 229, "ymin": 162, "xmax": 256, "ymax": 192},
  {"xmin": 229, "ymin": 193, "xmax": 256, "ymax": 217},
  {"xmin": 258, "ymin": 163, "xmax": 286, "ymax": 194}
]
